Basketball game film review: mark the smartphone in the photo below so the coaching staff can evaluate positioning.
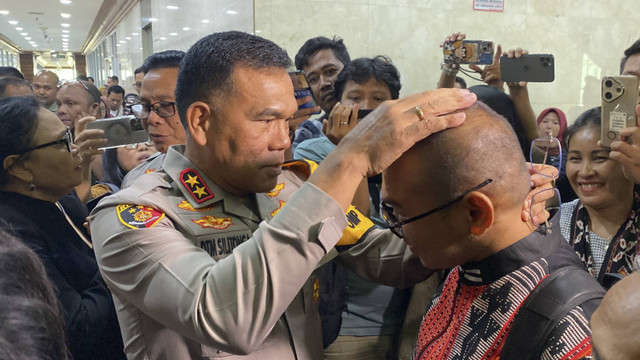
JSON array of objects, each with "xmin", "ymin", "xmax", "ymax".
[
  {"xmin": 443, "ymin": 40, "xmax": 494, "ymax": 65},
  {"xmin": 601, "ymin": 75, "xmax": 639, "ymax": 146},
  {"xmin": 357, "ymin": 108, "xmax": 373, "ymax": 120},
  {"xmin": 288, "ymin": 70, "xmax": 321, "ymax": 115},
  {"xmin": 500, "ymin": 54, "xmax": 555, "ymax": 82},
  {"xmin": 86, "ymin": 115, "xmax": 150, "ymax": 150}
]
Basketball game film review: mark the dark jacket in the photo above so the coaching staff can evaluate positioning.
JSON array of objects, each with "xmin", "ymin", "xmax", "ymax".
[{"xmin": 0, "ymin": 191, "xmax": 125, "ymax": 360}]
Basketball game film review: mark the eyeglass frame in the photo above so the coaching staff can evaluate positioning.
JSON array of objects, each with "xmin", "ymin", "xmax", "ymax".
[
  {"xmin": 381, "ymin": 178, "xmax": 494, "ymax": 238},
  {"xmin": 14, "ymin": 127, "xmax": 74, "ymax": 155},
  {"xmin": 131, "ymin": 101, "xmax": 176, "ymax": 120},
  {"xmin": 529, "ymin": 136, "xmax": 562, "ymax": 180},
  {"xmin": 122, "ymin": 140, "xmax": 154, "ymax": 150}
]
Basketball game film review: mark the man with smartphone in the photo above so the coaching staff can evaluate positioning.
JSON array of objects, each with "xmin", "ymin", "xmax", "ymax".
[
  {"xmin": 90, "ymin": 31, "xmax": 475, "ymax": 360},
  {"xmin": 292, "ymin": 36, "xmax": 351, "ymax": 150}
]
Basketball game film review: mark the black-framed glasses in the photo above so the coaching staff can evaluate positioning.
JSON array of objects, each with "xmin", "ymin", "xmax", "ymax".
[
  {"xmin": 15, "ymin": 127, "xmax": 73, "ymax": 154},
  {"xmin": 131, "ymin": 101, "xmax": 176, "ymax": 120},
  {"xmin": 381, "ymin": 178, "xmax": 493, "ymax": 238}
]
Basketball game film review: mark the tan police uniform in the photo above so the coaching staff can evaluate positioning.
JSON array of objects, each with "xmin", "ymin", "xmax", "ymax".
[
  {"xmin": 120, "ymin": 151, "xmax": 164, "ymax": 189},
  {"xmin": 91, "ymin": 145, "xmax": 352, "ymax": 359}
]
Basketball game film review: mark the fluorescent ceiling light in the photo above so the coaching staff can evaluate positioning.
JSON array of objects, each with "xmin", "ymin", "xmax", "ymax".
[
  {"xmin": 15, "ymin": 27, "xmax": 22, "ymax": 31},
  {"xmin": 61, "ymin": 23, "xmax": 70, "ymax": 27},
  {"xmin": 60, "ymin": 13, "xmax": 71, "ymax": 18},
  {"xmin": 132, "ymin": 32, "xmax": 139, "ymax": 35},
  {"xmin": 24, "ymin": 37, "xmax": 31, "ymax": 40},
  {"xmin": 159, "ymin": 37, "xmax": 166, "ymax": 40},
  {"xmin": 226, "ymin": 10, "xmax": 237, "ymax": 15},
  {"xmin": 149, "ymin": 17, "xmax": 158, "ymax": 22},
  {"xmin": 116, "ymin": 44, "xmax": 121, "ymax": 47},
  {"xmin": 201, "ymin": 19, "xmax": 210, "ymax": 23},
  {"xmin": 60, "ymin": 0, "xmax": 72, "ymax": 4},
  {"xmin": 169, "ymin": 32, "xmax": 177, "ymax": 36},
  {"xmin": 166, "ymin": 5, "xmax": 179, "ymax": 10},
  {"xmin": 8, "ymin": 20, "xmax": 17, "ymax": 25},
  {"xmin": 61, "ymin": 34, "xmax": 69, "ymax": 38},
  {"xmin": 62, "ymin": 29, "xmax": 69, "ymax": 33},
  {"xmin": 182, "ymin": 27, "xmax": 190, "ymax": 31},
  {"xmin": 20, "ymin": 32, "xmax": 27, "ymax": 36},
  {"xmin": 125, "ymin": 36, "xmax": 131, "ymax": 40},
  {"xmin": 0, "ymin": 10, "xmax": 9, "ymax": 15}
]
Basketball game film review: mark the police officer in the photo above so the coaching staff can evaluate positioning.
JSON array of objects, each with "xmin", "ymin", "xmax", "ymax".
[{"xmin": 90, "ymin": 31, "xmax": 474, "ymax": 359}]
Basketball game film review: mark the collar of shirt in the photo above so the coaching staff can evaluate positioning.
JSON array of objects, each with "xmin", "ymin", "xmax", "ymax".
[{"xmin": 162, "ymin": 145, "xmax": 261, "ymax": 223}]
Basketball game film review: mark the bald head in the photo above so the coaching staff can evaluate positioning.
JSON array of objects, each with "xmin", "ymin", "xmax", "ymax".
[
  {"xmin": 33, "ymin": 70, "xmax": 59, "ymax": 108},
  {"xmin": 402, "ymin": 102, "xmax": 530, "ymax": 209},
  {"xmin": 592, "ymin": 272, "xmax": 640, "ymax": 360}
]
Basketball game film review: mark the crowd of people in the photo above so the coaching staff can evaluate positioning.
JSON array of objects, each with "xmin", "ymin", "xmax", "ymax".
[{"xmin": 0, "ymin": 28, "xmax": 638, "ymax": 360}]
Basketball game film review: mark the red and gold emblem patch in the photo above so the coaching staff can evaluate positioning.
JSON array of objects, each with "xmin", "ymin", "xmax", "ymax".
[
  {"xmin": 270, "ymin": 200, "xmax": 286, "ymax": 217},
  {"xmin": 117, "ymin": 204, "xmax": 165, "ymax": 229},
  {"xmin": 177, "ymin": 200, "xmax": 214, "ymax": 212},
  {"xmin": 180, "ymin": 169, "xmax": 214, "ymax": 204},
  {"xmin": 192, "ymin": 216, "xmax": 233, "ymax": 230},
  {"xmin": 265, "ymin": 182, "xmax": 285, "ymax": 198}
]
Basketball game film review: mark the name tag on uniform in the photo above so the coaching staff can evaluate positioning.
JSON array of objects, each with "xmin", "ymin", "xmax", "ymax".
[{"xmin": 197, "ymin": 231, "xmax": 252, "ymax": 259}]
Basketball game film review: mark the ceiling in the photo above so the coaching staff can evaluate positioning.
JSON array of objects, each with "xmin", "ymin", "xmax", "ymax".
[{"xmin": 0, "ymin": 0, "xmax": 101, "ymax": 55}]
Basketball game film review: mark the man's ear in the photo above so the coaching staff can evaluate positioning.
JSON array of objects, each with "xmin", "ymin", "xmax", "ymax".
[
  {"xmin": 3, "ymin": 155, "xmax": 33, "ymax": 184},
  {"xmin": 89, "ymin": 102, "xmax": 100, "ymax": 117},
  {"xmin": 462, "ymin": 192, "xmax": 494, "ymax": 236},
  {"xmin": 186, "ymin": 101, "xmax": 211, "ymax": 146}
]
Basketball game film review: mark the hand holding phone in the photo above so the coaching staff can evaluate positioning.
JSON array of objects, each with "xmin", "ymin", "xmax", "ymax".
[
  {"xmin": 289, "ymin": 71, "xmax": 322, "ymax": 115},
  {"xmin": 443, "ymin": 40, "xmax": 494, "ymax": 65},
  {"xmin": 85, "ymin": 115, "xmax": 150, "ymax": 149}
]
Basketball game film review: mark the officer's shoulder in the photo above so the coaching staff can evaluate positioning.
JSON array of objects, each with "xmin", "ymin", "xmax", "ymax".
[{"xmin": 281, "ymin": 159, "xmax": 318, "ymax": 182}]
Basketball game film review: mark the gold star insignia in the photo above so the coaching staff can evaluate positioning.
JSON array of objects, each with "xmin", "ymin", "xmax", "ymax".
[
  {"xmin": 193, "ymin": 186, "xmax": 208, "ymax": 198},
  {"xmin": 184, "ymin": 174, "xmax": 199, "ymax": 187}
]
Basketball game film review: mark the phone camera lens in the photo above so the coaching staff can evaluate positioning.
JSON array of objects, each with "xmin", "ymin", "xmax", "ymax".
[
  {"xmin": 616, "ymin": 87, "xmax": 622, "ymax": 93},
  {"xmin": 605, "ymin": 80, "xmax": 613, "ymax": 88},
  {"xmin": 604, "ymin": 92, "xmax": 613, "ymax": 100}
]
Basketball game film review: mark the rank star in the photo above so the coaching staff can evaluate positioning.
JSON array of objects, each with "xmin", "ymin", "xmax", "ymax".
[
  {"xmin": 184, "ymin": 174, "xmax": 199, "ymax": 187},
  {"xmin": 193, "ymin": 186, "xmax": 208, "ymax": 198}
]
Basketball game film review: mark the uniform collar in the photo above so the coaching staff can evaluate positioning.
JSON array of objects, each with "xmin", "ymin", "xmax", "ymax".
[
  {"xmin": 459, "ymin": 226, "xmax": 562, "ymax": 285},
  {"xmin": 162, "ymin": 145, "xmax": 260, "ymax": 222}
]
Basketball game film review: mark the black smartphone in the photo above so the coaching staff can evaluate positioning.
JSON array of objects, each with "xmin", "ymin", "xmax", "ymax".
[
  {"xmin": 288, "ymin": 70, "xmax": 321, "ymax": 115},
  {"xmin": 500, "ymin": 54, "xmax": 555, "ymax": 82},
  {"xmin": 86, "ymin": 115, "xmax": 150, "ymax": 149},
  {"xmin": 357, "ymin": 108, "xmax": 373, "ymax": 120}
]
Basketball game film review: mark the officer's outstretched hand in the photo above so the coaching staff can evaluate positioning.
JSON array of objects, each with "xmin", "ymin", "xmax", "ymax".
[
  {"xmin": 310, "ymin": 88, "xmax": 476, "ymax": 212},
  {"xmin": 338, "ymin": 88, "xmax": 476, "ymax": 177}
]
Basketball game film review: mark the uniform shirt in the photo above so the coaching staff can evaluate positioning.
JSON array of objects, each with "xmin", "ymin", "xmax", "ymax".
[
  {"xmin": 120, "ymin": 151, "xmax": 164, "ymax": 189},
  {"xmin": 413, "ymin": 229, "xmax": 594, "ymax": 360},
  {"xmin": 91, "ymin": 145, "xmax": 349, "ymax": 359}
]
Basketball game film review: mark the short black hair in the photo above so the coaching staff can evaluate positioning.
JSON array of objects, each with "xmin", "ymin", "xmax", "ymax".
[
  {"xmin": 176, "ymin": 31, "xmax": 291, "ymax": 127},
  {"xmin": 110, "ymin": 75, "xmax": 119, "ymax": 83},
  {"xmin": 76, "ymin": 75, "xmax": 89, "ymax": 81},
  {"xmin": 333, "ymin": 56, "xmax": 402, "ymax": 102},
  {"xmin": 564, "ymin": 107, "xmax": 601, "ymax": 148},
  {"xmin": 294, "ymin": 36, "xmax": 350, "ymax": 71},
  {"xmin": 134, "ymin": 66, "xmax": 144, "ymax": 76},
  {"xmin": 107, "ymin": 85, "xmax": 125, "ymax": 97},
  {"xmin": 87, "ymin": 76, "xmax": 94, "ymax": 82},
  {"xmin": 0, "ymin": 97, "xmax": 41, "ymax": 186},
  {"xmin": 141, "ymin": 50, "xmax": 185, "ymax": 73},
  {"xmin": 0, "ymin": 67, "xmax": 24, "ymax": 80},
  {"xmin": 455, "ymin": 76, "xmax": 467, "ymax": 89},
  {"xmin": 621, "ymin": 39, "xmax": 640, "ymax": 74},
  {"xmin": 0, "ymin": 77, "xmax": 32, "ymax": 98}
]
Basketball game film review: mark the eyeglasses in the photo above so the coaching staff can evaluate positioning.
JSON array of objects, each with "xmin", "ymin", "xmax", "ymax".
[
  {"xmin": 381, "ymin": 178, "xmax": 493, "ymax": 238},
  {"xmin": 122, "ymin": 141, "xmax": 153, "ymax": 150},
  {"xmin": 530, "ymin": 136, "xmax": 562, "ymax": 179},
  {"xmin": 15, "ymin": 127, "xmax": 73, "ymax": 154},
  {"xmin": 131, "ymin": 101, "xmax": 176, "ymax": 120},
  {"xmin": 62, "ymin": 80, "xmax": 101, "ymax": 103},
  {"xmin": 133, "ymin": 82, "xmax": 142, "ymax": 89}
]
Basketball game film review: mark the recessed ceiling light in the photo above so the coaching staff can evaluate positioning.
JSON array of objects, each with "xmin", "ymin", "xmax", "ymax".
[
  {"xmin": 15, "ymin": 27, "xmax": 22, "ymax": 31},
  {"xmin": 60, "ymin": 0, "xmax": 72, "ymax": 4},
  {"xmin": 132, "ymin": 32, "xmax": 139, "ymax": 35},
  {"xmin": 61, "ymin": 23, "xmax": 70, "ymax": 27},
  {"xmin": 149, "ymin": 17, "xmax": 158, "ymax": 22},
  {"xmin": 201, "ymin": 19, "xmax": 210, "ymax": 23},
  {"xmin": 182, "ymin": 27, "xmax": 190, "ymax": 31},
  {"xmin": 166, "ymin": 5, "xmax": 179, "ymax": 10},
  {"xmin": 159, "ymin": 37, "xmax": 166, "ymax": 40},
  {"xmin": 61, "ymin": 29, "xmax": 69, "ymax": 33},
  {"xmin": 32, "ymin": 44, "xmax": 38, "ymax": 47},
  {"xmin": 20, "ymin": 32, "xmax": 27, "ymax": 36},
  {"xmin": 226, "ymin": 10, "xmax": 237, "ymax": 15},
  {"xmin": 169, "ymin": 32, "xmax": 177, "ymax": 36},
  {"xmin": 125, "ymin": 36, "xmax": 131, "ymax": 40},
  {"xmin": 8, "ymin": 20, "xmax": 17, "ymax": 25},
  {"xmin": 116, "ymin": 44, "xmax": 121, "ymax": 47},
  {"xmin": 24, "ymin": 37, "xmax": 31, "ymax": 40},
  {"xmin": 60, "ymin": 13, "xmax": 71, "ymax": 18},
  {"xmin": 119, "ymin": 40, "xmax": 126, "ymax": 43},
  {"xmin": 61, "ymin": 34, "xmax": 69, "ymax": 38},
  {"xmin": 0, "ymin": 10, "xmax": 9, "ymax": 15}
]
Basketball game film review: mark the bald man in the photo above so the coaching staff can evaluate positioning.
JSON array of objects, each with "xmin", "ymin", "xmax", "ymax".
[
  {"xmin": 375, "ymin": 102, "xmax": 600, "ymax": 359},
  {"xmin": 33, "ymin": 70, "xmax": 60, "ymax": 112},
  {"xmin": 591, "ymin": 272, "xmax": 640, "ymax": 360}
]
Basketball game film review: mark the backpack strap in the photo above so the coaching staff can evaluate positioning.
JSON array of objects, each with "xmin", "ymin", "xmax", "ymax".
[{"xmin": 501, "ymin": 266, "xmax": 605, "ymax": 360}]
